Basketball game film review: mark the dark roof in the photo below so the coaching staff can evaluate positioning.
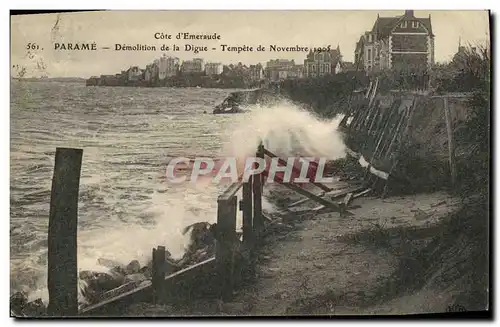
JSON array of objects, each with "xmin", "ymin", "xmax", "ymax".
[
  {"xmin": 373, "ymin": 17, "xmax": 399, "ymax": 40},
  {"xmin": 417, "ymin": 17, "xmax": 433, "ymax": 35},
  {"xmin": 371, "ymin": 12, "xmax": 434, "ymax": 40}
]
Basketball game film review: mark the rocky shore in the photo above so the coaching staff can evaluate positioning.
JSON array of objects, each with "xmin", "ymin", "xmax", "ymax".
[{"xmin": 10, "ymin": 222, "xmax": 218, "ymax": 317}]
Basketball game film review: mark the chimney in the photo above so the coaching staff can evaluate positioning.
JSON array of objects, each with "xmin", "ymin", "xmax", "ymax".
[{"xmin": 405, "ymin": 10, "xmax": 414, "ymax": 17}]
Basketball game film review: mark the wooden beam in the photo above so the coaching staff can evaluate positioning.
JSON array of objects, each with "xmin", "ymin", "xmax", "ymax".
[
  {"xmin": 47, "ymin": 148, "xmax": 82, "ymax": 317},
  {"xmin": 383, "ymin": 111, "xmax": 407, "ymax": 160},
  {"xmin": 219, "ymin": 180, "xmax": 243, "ymax": 201},
  {"xmin": 382, "ymin": 96, "xmax": 420, "ymax": 197},
  {"xmin": 253, "ymin": 143, "xmax": 265, "ymax": 242},
  {"xmin": 216, "ymin": 196, "xmax": 237, "ymax": 300},
  {"xmin": 262, "ymin": 148, "xmax": 331, "ymax": 192},
  {"xmin": 152, "ymin": 246, "xmax": 166, "ymax": 304},
  {"xmin": 242, "ymin": 176, "xmax": 253, "ymax": 247},
  {"xmin": 369, "ymin": 99, "xmax": 400, "ymax": 163},
  {"xmin": 277, "ymin": 181, "xmax": 352, "ymax": 215},
  {"xmin": 443, "ymin": 97, "xmax": 457, "ymax": 187},
  {"xmin": 339, "ymin": 193, "xmax": 354, "ymax": 217},
  {"xmin": 80, "ymin": 258, "xmax": 217, "ymax": 315},
  {"xmin": 287, "ymin": 191, "xmax": 325, "ymax": 208},
  {"xmin": 287, "ymin": 185, "xmax": 364, "ymax": 209},
  {"xmin": 353, "ymin": 188, "xmax": 372, "ymax": 198}
]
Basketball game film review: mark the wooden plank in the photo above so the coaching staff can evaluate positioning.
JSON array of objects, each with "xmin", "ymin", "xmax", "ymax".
[
  {"xmin": 262, "ymin": 148, "xmax": 331, "ymax": 192},
  {"xmin": 368, "ymin": 99, "xmax": 400, "ymax": 164},
  {"xmin": 353, "ymin": 188, "xmax": 372, "ymax": 198},
  {"xmin": 253, "ymin": 143, "xmax": 265, "ymax": 242},
  {"xmin": 287, "ymin": 191, "xmax": 325, "ymax": 208},
  {"xmin": 219, "ymin": 180, "xmax": 243, "ymax": 201},
  {"xmin": 262, "ymin": 213, "xmax": 273, "ymax": 223},
  {"xmin": 367, "ymin": 105, "xmax": 380, "ymax": 135},
  {"xmin": 277, "ymin": 181, "xmax": 351, "ymax": 215},
  {"xmin": 242, "ymin": 176, "xmax": 253, "ymax": 247},
  {"xmin": 443, "ymin": 97, "xmax": 456, "ymax": 187},
  {"xmin": 382, "ymin": 96, "xmax": 420, "ymax": 197},
  {"xmin": 377, "ymin": 98, "xmax": 413, "ymax": 160},
  {"xmin": 339, "ymin": 193, "xmax": 354, "ymax": 217},
  {"xmin": 363, "ymin": 77, "xmax": 379, "ymax": 128},
  {"xmin": 80, "ymin": 257, "xmax": 216, "ymax": 315},
  {"xmin": 216, "ymin": 196, "xmax": 237, "ymax": 300},
  {"xmin": 383, "ymin": 110, "xmax": 407, "ymax": 160},
  {"xmin": 47, "ymin": 148, "xmax": 82, "ymax": 317},
  {"xmin": 343, "ymin": 193, "xmax": 354, "ymax": 207},
  {"xmin": 326, "ymin": 185, "xmax": 365, "ymax": 200},
  {"xmin": 383, "ymin": 97, "xmax": 418, "ymax": 159}
]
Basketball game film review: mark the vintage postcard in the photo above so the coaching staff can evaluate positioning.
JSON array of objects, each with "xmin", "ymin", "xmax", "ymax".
[{"xmin": 10, "ymin": 10, "xmax": 491, "ymax": 318}]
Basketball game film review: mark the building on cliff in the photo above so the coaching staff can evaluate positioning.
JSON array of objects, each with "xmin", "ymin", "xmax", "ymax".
[
  {"xmin": 181, "ymin": 58, "xmax": 205, "ymax": 73},
  {"xmin": 265, "ymin": 59, "xmax": 297, "ymax": 82},
  {"xmin": 356, "ymin": 10, "xmax": 435, "ymax": 74},
  {"xmin": 205, "ymin": 62, "xmax": 223, "ymax": 76},
  {"xmin": 128, "ymin": 66, "xmax": 142, "ymax": 82},
  {"xmin": 338, "ymin": 61, "xmax": 356, "ymax": 73},
  {"xmin": 303, "ymin": 46, "xmax": 343, "ymax": 77},
  {"xmin": 249, "ymin": 63, "xmax": 265, "ymax": 82},
  {"xmin": 158, "ymin": 54, "xmax": 180, "ymax": 80},
  {"xmin": 144, "ymin": 64, "xmax": 153, "ymax": 82}
]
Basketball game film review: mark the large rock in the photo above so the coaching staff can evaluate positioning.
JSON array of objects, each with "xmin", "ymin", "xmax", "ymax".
[
  {"xmin": 23, "ymin": 299, "xmax": 46, "ymax": 317},
  {"xmin": 10, "ymin": 291, "xmax": 28, "ymax": 316},
  {"xmin": 125, "ymin": 260, "xmax": 141, "ymax": 274}
]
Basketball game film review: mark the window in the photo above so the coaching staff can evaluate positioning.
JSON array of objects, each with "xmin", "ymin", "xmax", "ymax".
[
  {"xmin": 400, "ymin": 21, "xmax": 407, "ymax": 28},
  {"xmin": 412, "ymin": 21, "xmax": 419, "ymax": 28},
  {"xmin": 367, "ymin": 48, "xmax": 372, "ymax": 61},
  {"xmin": 368, "ymin": 34, "xmax": 372, "ymax": 43}
]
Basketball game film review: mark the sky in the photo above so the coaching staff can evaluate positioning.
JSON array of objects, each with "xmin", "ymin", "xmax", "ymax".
[{"xmin": 10, "ymin": 10, "xmax": 490, "ymax": 78}]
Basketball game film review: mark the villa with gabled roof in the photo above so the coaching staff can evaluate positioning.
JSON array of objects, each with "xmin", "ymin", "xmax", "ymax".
[{"xmin": 355, "ymin": 10, "xmax": 435, "ymax": 74}]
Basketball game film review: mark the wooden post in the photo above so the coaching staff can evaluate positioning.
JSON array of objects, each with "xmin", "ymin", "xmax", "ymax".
[
  {"xmin": 47, "ymin": 148, "xmax": 83, "ymax": 317},
  {"xmin": 253, "ymin": 143, "xmax": 264, "ymax": 244},
  {"xmin": 371, "ymin": 102, "xmax": 399, "ymax": 158},
  {"xmin": 152, "ymin": 246, "xmax": 166, "ymax": 304},
  {"xmin": 216, "ymin": 196, "xmax": 237, "ymax": 299},
  {"xmin": 382, "ymin": 111, "xmax": 407, "ymax": 160},
  {"xmin": 443, "ymin": 97, "xmax": 456, "ymax": 187},
  {"xmin": 242, "ymin": 175, "xmax": 253, "ymax": 247},
  {"xmin": 242, "ymin": 175, "xmax": 255, "ymax": 281}
]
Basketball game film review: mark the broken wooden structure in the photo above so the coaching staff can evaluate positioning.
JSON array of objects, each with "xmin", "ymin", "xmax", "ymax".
[
  {"xmin": 339, "ymin": 75, "xmax": 464, "ymax": 196},
  {"xmin": 39, "ymin": 138, "xmax": 374, "ymax": 317}
]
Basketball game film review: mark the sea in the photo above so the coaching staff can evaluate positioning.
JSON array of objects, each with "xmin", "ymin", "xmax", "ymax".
[{"xmin": 10, "ymin": 80, "xmax": 347, "ymax": 303}]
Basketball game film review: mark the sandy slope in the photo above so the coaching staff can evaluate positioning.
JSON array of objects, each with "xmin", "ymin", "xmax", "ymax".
[
  {"xmin": 225, "ymin": 186, "xmax": 461, "ymax": 315},
  {"xmin": 129, "ymin": 184, "xmax": 463, "ymax": 316}
]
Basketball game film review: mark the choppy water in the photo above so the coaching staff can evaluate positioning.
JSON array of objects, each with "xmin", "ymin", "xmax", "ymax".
[{"xmin": 10, "ymin": 81, "xmax": 346, "ymax": 303}]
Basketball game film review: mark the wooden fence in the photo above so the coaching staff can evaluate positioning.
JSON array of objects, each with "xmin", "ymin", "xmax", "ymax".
[
  {"xmin": 339, "ymin": 76, "xmax": 462, "ymax": 195},
  {"xmin": 44, "ymin": 140, "xmax": 369, "ymax": 316}
]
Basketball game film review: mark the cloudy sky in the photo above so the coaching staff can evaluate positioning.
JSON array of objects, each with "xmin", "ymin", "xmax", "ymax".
[{"xmin": 11, "ymin": 10, "xmax": 490, "ymax": 78}]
